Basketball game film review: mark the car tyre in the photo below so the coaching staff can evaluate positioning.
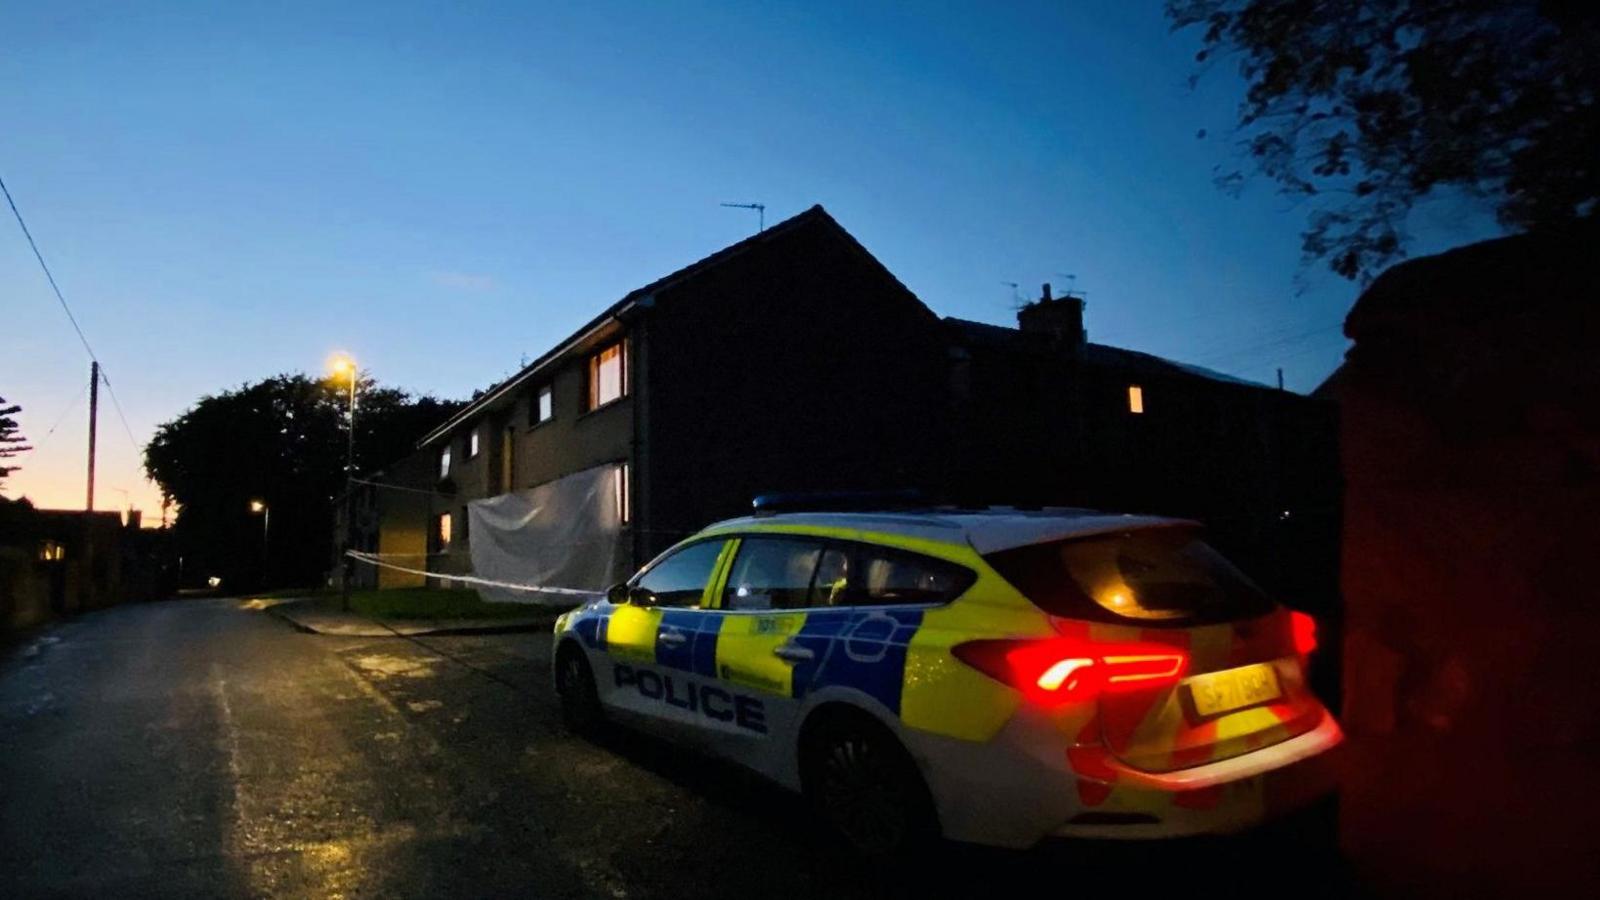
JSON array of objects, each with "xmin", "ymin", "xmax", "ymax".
[
  {"xmin": 555, "ymin": 644, "xmax": 603, "ymax": 735},
  {"xmin": 801, "ymin": 710, "xmax": 938, "ymax": 859}
]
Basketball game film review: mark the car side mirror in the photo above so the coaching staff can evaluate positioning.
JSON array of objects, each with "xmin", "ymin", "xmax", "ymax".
[
  {"xmin": 606, "ymin": 583, "xmax": 630, "ymax": 605},
  {"xmin": 628, "ymin": 586, "xmax": 658, "ymax": 607}
]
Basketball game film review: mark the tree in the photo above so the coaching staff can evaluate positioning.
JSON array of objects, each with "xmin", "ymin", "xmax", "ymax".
[
  {"xmin": 1169, "ymin": 0, "xmax": 1600, "ymax": 280},
  {"xmin": 0, "ymin": 395, "xmax": 31, "ymax": 487},
  {"xmin": 144, "ymin": 374, "xmax": 461, "ymax": 590}
]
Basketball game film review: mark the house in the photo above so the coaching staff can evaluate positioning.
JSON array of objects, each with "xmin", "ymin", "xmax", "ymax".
[
  {"xmin": 945, "ymin": 291, "xmax": 1339, "ymax": 598},
  {"xmin": 347, "ymin": 205, "xmax": 1335, "ymax": 600},
  {"xmin": 0, "ymin": 503, "xmax": 171, "ymax": 630}
]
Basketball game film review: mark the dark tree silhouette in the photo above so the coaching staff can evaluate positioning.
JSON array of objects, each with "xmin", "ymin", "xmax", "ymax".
[
  {"xmin": 145, "ymin": 374, "xmax": 461, "ymax": 590},
  {"xmin": 1169, "ymin": 0, "xmax": 1600, "ymax": 280},
  {"xmin": 0, "ymin": 395, "xmax": 32, "ymax": 486}
]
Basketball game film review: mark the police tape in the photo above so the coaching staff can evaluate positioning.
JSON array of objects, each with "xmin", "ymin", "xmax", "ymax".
[{"xmin": 343, "ymin": 549, "xmax": 605, "ymax": 599}]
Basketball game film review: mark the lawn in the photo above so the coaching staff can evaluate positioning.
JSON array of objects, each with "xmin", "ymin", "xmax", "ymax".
[{"xmin": 345, "ymin": 587, "xmax": 561, "ymax": 621}]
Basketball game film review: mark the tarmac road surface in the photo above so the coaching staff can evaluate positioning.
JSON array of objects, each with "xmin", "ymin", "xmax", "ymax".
[{"xmin": 0, "ymin": 598, "xmax": 1349, "ymax": 898}]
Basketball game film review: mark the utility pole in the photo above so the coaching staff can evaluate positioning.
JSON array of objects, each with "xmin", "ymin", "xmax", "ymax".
[{"xmin": 86, "ymin": 360, "xmax": 99, "ymax": 511}]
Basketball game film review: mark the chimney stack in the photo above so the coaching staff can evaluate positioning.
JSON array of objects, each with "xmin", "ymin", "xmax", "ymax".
[{"xmin": 1016, "ymin": 282, "xmax": 1086, "ymax": 350}]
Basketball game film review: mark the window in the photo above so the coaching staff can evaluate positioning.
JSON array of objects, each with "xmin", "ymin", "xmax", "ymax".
[
  {"xmin": 586, "ymin": 340, "xmax": 628, "ymax": 410},
  {"xmin": 983, "ymin": 528, "xmax": 1275, "ymax": 625},
  {"xmin": 632, "ymin": 540, "xmax": 724, "ymax": 608},
  {"xmin": 1128, "ymin": 385, "xmax": 1145, "ymax": 414},
  {"xmin": 436, "ymin": 513, "xmax": 453, "ymax": 547},
  {"xmin": 38, "ymin": 540, "xmax": 66, "ymax": 562},
  {"xmin": 438, "ymin": 446, "xmax": 452, "ymax": 480},
  {"xmin": 723, "ymin": 538, "xmax": 825, "ymax": 611},
  {"xmin": 467, "ymin": 427, "xmax": 481, "ymax": 458},
  {"xmin": 531, "ymin": 385, "xmax": 553, "ymax": 425},
  {"xmin": 719, "ymin": 539, "xmax": 974, "ymax": 610},
  {"xmin": 853, "ymin": 545, "xmax": 974, "ymax": 605},
  {"xmin": 614, "ymin": 463, "xmax": 631, "ymax": 525}
]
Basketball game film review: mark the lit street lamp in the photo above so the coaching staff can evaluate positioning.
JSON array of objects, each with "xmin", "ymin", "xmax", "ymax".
[
  {"xmin": 329, "ymin": 354, "xmax": 358, "ymax": 610},
  {"xmin": 248, "ymin": 499, "xmax": 269, "ymax": 576},
  {"xmin": 330, "ymin": 354, "xmax": 357, "ymax": 480}
]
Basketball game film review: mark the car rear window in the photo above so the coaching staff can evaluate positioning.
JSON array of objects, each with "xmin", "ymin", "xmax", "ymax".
[{"xmin": 983, "ymin": 528, "xmax": 1274, "ymax": 625}]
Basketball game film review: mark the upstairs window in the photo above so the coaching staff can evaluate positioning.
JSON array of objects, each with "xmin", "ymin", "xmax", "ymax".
[
  {"xmin": 587, "ymin": 341, "xmax": 628, "ymax": 411},
  {"xmin": 438, "ymin": 446, "xmax": 452, "ymax": 480},
  {"xmin": 1128, "ymin": 385, "xmax": 1145, "ymax": 414},
  {"xmin": 436, "ymin": 512, "xmax": 452, "ymax": 547},
  {"xmin": 467, "ymin": 427, "xmax": 481, "ymax": 458},
  {"xmin": 531, "ymin": 385, "xmax": 553, "ymax": 425}
]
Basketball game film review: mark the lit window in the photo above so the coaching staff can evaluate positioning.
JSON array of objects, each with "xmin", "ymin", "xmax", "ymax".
[
  {"xmin": 532, "ymin": 385, "xmax": 553, "ymax": 425},
  {"xmin": 615, "ymin": 463, "xmax": 631, "ymax": 525},
  {"xmin": 438, "ymin": 446, "xmax": 452, "ymax": 480},
  {"xmin": 437, "ymin": 513, "xmax": 452, "ymax": 546},
  {"xmin": 38, "ymin": 540, "xmax": 66, "ymax": 562},
  {"xmin": 468, "ymin": 427, "xmax": 480, "ymax": 458},
  {"xmin": 587, "ymin": 341, "xmax": 628, "ymax": 411},
  {"xmin": 1128, "ymin": 385, "xmax": 1144, "ymax": 414}
]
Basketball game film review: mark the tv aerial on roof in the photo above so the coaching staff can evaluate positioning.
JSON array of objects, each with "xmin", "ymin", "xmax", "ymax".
[
  {"xmin": 720, "ymin": 201, "xmax": 766, "ymax": 233},
  {"xmin": 1054, "ymin": 272, "xmax": 1088, "ymax": 300}
]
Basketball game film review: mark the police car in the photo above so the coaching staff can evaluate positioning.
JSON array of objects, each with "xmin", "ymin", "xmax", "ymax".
[{"xmin": 552, "ymin": 498, "xmax": 1341, "ymax": 855}]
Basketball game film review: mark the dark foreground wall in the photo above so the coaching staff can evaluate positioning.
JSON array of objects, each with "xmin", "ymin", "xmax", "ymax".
[{"xmin": 1336, "ymin": 226, "xmax": 1600, "ymax": 894}]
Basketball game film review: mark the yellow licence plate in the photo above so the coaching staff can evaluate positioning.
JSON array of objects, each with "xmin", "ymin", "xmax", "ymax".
[{"xmin": 1186, "ymin": 663, "xmax": 1282, "ymax": 718}]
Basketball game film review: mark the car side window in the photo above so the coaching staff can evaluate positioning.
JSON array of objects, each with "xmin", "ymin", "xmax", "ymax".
[
  {"xmin": 632, "ymin": 540, "xmax": 725, "ymax": 608},
  {"xmin": 810, "ymin": 546, "xmax": 853, "ymax": 606},
  {"xmin": 852, "ymin": 545, "xmax": 974, "ymax": 606},
  {"xmin": 723, "ymin": 537, "xmax": 824, "ymax": 611}
]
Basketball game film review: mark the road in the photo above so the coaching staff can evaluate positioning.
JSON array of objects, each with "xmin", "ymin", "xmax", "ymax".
[{"xmin": 0, "ymin": 598, "xmax": 1349, "ymax": 898}]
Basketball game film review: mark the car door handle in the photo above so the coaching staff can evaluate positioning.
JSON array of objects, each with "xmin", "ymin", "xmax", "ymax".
[
  {"xmin": 772, "ymin": 643, "xmax": 813, "ymax": 662},
  {"xmin": 658, "ymin": 630, "xmax": 687, "ymax": 645}
]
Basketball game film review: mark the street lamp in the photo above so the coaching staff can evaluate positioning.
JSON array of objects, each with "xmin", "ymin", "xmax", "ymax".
[
  {"xmin": 329, "ymin": 354, "xmax": 358, "ymax": 610},
  {"xmin": 248, "ymin": 499, "xmax": 269, "ymax": 578},
  {"xmin": 329, "ymin": 354, "xmax": 358, "ymax": 478}
]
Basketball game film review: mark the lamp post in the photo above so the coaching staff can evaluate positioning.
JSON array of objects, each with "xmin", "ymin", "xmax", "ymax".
[
  {"xmin": 330, "ymin": 354, "xmax": 357, "ymax": 610},
  {"xmin": 249, "ymin": 499, "xmax": 269, "ymax": 580}
]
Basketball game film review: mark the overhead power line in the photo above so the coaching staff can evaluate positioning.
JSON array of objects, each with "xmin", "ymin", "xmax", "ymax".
[
  {"xmin": 2, "ymin": 171, "xmax": 144, "ymax": 464},
  {"xmin": 32, "ymin": 382, "xmax": 91, "ymax": 451},
  {"xmin": 0, "ymin": 173, "xmax": 97, "ymax": 361}
]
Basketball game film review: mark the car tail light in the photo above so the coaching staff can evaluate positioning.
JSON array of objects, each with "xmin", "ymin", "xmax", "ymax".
[
  {"xmin": 1290, "ymin": 611, "xmax": 1318, "ymax": 656},
  {"xmin": 951, "ymin": 638, "xmax": 1188, "ymax": 707}
]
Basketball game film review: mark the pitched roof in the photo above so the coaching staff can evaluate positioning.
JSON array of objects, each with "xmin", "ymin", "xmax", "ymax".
[
  {"xmin": 418, "ymin": 204, "xmax": 868, "ymax": 447},
  {"xmin": 943, "ymin": 317, "xmax": 1272, "ymax": 390}
]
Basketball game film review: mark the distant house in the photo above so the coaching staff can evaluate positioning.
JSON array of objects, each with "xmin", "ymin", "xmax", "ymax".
[
  {"xmin": 0, "ymin": 505, "xmax": 168, "ymax": 629},
  {"xmin": 345, "ymin": 205, "xmax": 1334, "ymax": 595}
]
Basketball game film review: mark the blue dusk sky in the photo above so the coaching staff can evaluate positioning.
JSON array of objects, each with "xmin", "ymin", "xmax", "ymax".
[{"xmin": 1, "ymin": 1, "xmax": 1501, "ymax": 515}]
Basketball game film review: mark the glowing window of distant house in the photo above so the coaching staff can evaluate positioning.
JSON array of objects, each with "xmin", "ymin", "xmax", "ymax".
[
  {"xmin": 438, "ymin": 446, "xmax": 451, "ymax": 480},
  {"xmin": 437, "ymin": 512, "xmax": 453, "ymax": 546},
  {"xmin": 38, "ymin": 540, "xmax": 66, "ymax": 562},
  {"xmin": 1128, "ymin": 385, "xmax": 1145, "ymax": 414},
  {"xmin": 615, "ymin": 463, "xmax": 631, "ymax": 525},
  {"xmin": 468, "ymin": 427, "xmax": 481, "ymax": 458},
  {"xmin": 587, "ymin": 341, "xmax": 628, "ymax": 411},
  {"xmin": 533, "ymin": 385, "xmax": 553, "ymax": 425}
]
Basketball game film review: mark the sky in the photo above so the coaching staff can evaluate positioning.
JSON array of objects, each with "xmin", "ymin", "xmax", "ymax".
[{"xmin": 1, "ymin": 0, "xmax": 1503, "ymax": 519}]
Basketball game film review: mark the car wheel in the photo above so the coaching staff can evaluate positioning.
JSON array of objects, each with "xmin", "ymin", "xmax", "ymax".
[
  {"xmin": 555, "ymin": 644, "xmax": 603, "ymax": 734},
  {"xmin": 801, "ymin": 711, "xmax": 938, "ymax": 858}
]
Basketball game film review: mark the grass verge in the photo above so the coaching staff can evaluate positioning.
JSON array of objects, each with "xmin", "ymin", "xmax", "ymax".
[{"xmin": 345, "ymin": 587, "xmax": 560, "ymax": 621}]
